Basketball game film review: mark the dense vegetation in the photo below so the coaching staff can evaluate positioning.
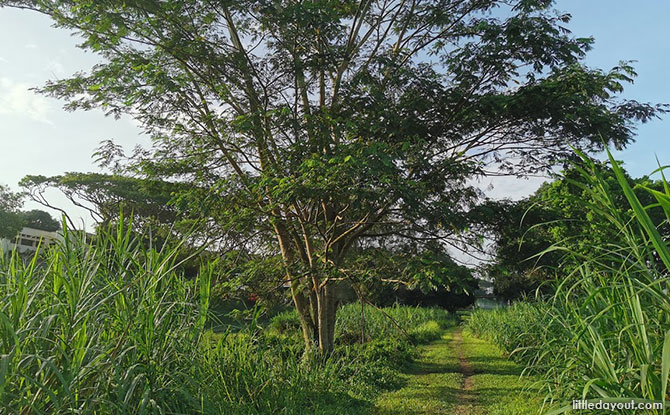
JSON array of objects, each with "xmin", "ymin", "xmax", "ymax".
[
  {"xmin": 484, "ymin": 161, "xmax": 669, "ymax": 299},
  {"xmin": 0, "ymin": 224, "xmax": 454, "ymax": 414},
  {"xmin": 1, "ymin": 0, "xmax": 669, "ymax": 413},
  {"xmin": 467, "ymin": 153, "xmax": 670, "ymax": 413},
  {"xmin": 3, "ymin": 0, "xmax": 662, "ymax": 354}
]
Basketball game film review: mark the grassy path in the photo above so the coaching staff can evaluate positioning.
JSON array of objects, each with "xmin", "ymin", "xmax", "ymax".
[{"xmin": 374, "ymin": 327, "xmax": 543, "ymax": 415}]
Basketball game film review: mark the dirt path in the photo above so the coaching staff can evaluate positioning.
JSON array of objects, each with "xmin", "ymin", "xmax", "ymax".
[
  {"xmin": 453, "ymin": 328, "xmax": 476, "ymax": 414},
  {"xmin": 374, "ymin": 327, "xmax": 541, "ymax": 415}
]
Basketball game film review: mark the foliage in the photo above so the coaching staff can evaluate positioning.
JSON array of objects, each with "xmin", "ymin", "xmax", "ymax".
[
  {"xmin": 465, "ymin": 302, "xmax": 548, "ymax": 361},
  {"xmin": 20, "ymin": 173, "xmax": 185, "ymax": 228},
  {"xmin": 467, "ymin": 153, "xmax": 670, "ymax": 413},
  {"xmin": 0, "ymin": 221, "xmax": 457, "ymax": 413},
  {"xmin": 334, "ymin": 302, "xmax": 455, "ymax": 345},
  {"xmin": 20, "ymin": 209, "xmax": 61, "ymax": 231},
  {"xmin": 0, "ymin": 222, "xmax": 212, "ymax": 413},
  {"xmin": 340, "ymin": 244, "xmax": 478, "ymax": 310},
  {"xmin": 0, "ymin": 185, "xmax": 61, "ymax": 240},
  {"xmin": 0, "ymin": 184, "xmax": 22, "ymax": 212},
  {"xmin": 484, "ymin": 161, "xmax": 668, "ymax": 299},
  {"xmin": 0, "ymin": 185, "xmax": 24, "ymax": 239},
  {"xmin": 2, "ymin": 0, "xmax": 664, "ymax": 352}
]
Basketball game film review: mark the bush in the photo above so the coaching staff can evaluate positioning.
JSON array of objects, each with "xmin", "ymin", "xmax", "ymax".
[{"xmin": 268, "ymin": 309, "xmax": 303, "ymax": 335}]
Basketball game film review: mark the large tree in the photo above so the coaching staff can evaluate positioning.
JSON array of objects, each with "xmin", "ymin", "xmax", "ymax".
[
  {"xmin": 484, "ymin": 160, "xmax": 669, "ymax": 299},
  {"xmin": 4, "ymin": 0, "xmax": 664, "ymax": 353},
  {"xmin": 0, "ymin": 185, "xmax": 24, "ymax": 240},
  {"xmin": 0, "ymin": 185, "xmax": 60, "ymax": 239},
  {"xmin": 20, "ymin": 173, "xmax": 183, "ymax": 227}
]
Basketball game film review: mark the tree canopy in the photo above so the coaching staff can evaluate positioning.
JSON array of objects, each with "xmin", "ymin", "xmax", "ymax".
[
  {"xmin": 0, "ymin": 185, "xmax": 61, "ymax": 239},
  {"xmin": 0, "ymin": 185, "xmax": 25, "ymax": 239},
  {"xmin": 21, "ymin": 173, "xmax": 183, "ymax": 227},
  {"xmin": 3, "ymin": 0, "xmax": 665, "ymax": 352},
  {"xmin": 485, "ymin": 160, "xmax": 669, "ymax": 299},
  {"xmin": 22, "ymin": 210, "xmax": 61, "ymax": 232}
]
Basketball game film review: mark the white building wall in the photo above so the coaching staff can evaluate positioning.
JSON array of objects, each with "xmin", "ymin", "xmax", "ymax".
[{"xmin": 0, "ymin": 227, "xmax": 63, "ymax": 254}]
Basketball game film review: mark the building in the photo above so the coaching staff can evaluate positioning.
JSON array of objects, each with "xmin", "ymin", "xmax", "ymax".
[
  {"xmin": 0, "ymin": 227, "xmax": 64, "ymax": 254},
  {"xmin": 473, "ymin": 277, "xmax": 508, "ymax": 309}
]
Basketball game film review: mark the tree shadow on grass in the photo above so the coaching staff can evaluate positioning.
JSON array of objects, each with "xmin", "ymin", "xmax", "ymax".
[
  {"xmin": 308, "ymin": 390, "xmax": 374, "ymax": 415},
  {"xmin": 375, "ymin": 351, "xmax": 462, "ymax": 414},
  {"xmin": 405, "ymin": 360, "xmax": 461, "ymax": 375},
  {"xmin": 374, "ymin": 384, "xmax": 463, "ymax": 415},
  {"xmin": 467, "ymin": 356, "xmax": 523, "ymax": 376}
]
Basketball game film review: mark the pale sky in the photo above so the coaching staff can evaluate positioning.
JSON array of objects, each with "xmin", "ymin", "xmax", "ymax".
[{"xmin": 0, "ymin": 1, "xmax": 668, "ymax": 230}]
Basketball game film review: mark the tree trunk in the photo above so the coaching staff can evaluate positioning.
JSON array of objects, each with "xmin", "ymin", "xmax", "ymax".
[
  {"xmin": 316, "ymin": 283, "xmax": 337, "ymax": 354},
  {"xmin": 290, "ymin": 283, "xmax": 315, "ymax": 350},
  {"xmin": 273, "ymin": 222, "xmax": 316, "ymax": 351},
  {"xmin": 309, "ymin": 289, "xmax": 320, "ymax": 344}
]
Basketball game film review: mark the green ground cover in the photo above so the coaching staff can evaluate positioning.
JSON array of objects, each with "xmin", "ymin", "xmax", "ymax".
[
  {"xmin": 375, "ymin": 326, "xmax": 542, "ymax": 415},
  {"xmin": 1, "ymin": 222, "xmax": 549, "ymax": 414}
]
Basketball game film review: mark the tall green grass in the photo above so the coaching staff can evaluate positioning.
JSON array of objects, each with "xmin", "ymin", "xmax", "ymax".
[
  {"xmin": 0, "ymin": 223, "xmax": 343, "ymax": 414},
  {"xmin": 0, "ymin": 221, "xmax": 456, "ymax": 414},
  {"xmin": 467, "ymin": 151, "xmax": 670, "ymax": 413},
  {"xmin": 0, "ymin": 222, "xmax": 215, "ymax": 413},
  {"xmin": 335, "ymin": 302, "xmax": 455, "ymax": 345},
  {"xmin": 266, "ymin": 303, "xmax": 455, "ymax": 398},
  {"xmin": 466, "ymin": 302, "xmax": 549, "ymax": 364}
]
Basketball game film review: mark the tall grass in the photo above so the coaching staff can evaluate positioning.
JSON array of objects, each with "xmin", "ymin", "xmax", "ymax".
[
  {"xmin": 266, "ymin": 302, "xmax": 455, "ymax": 398},
  {"xmin": 0, "ymin": 223, "xmax": 343, "ymax": 414},
  {"xmin": 1, "ymin": 220, "xmax": 456, "ymax": 414},
  {"xmin": 0, "ymin": 222, "xmax": 214, "ymax": 413},
  {"xmin": 335, "ymin": 302, "xmax": 455, "ymax": 345},
  {"xmin": 467, "ymin": 151, "xmax": 670, "ymax": 413},
  {"xmin": 466, "ymin": 302, "xmax": 548, "ymax": 363}
]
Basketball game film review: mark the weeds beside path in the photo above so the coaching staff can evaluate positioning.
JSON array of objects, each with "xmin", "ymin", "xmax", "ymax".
[{"xmin": 374, "ymin": 327, "xmax": 542, "ymax": 415}]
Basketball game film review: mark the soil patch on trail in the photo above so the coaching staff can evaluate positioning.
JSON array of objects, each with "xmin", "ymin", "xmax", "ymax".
[{"xmin": 374, "ymin": 327, "xmax": 543, "ymax": 415}]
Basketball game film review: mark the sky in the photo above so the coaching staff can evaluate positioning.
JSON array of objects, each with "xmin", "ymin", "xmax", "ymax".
[{"xmin": 0, "ymin": 1, "xmax": 669, "ymax": 230}]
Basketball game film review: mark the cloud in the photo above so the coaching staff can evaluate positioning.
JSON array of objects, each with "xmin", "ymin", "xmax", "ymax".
[
  {"xmin": 45, "ymin": 59, "xmax": 65, "ymax": 76},
  {"xmin": 0, "ymin": 57, "xmax": 7, "ymax": 63},
  {"xmin": 24, "ymin": 43, "xmax": 38, "ymax": 49},
  {"xmin": 0, "ymin": 78, "xmax": 52, "ymax": 124},
  {"xmin": 474, "ymin": 174, "xmax": 547, "ymax": 201}
]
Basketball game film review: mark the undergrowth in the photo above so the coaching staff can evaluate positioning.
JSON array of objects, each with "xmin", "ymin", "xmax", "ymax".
[
  {"xmin": 467, "ymin": 152, "xmax": 670, "ymax": 414},
  {"xmin": 0, "ymin": 221, "xmax": 454, "ymax": 414}
]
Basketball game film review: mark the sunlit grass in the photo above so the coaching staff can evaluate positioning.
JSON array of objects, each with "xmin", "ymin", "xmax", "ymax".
[
  {"xmin": 467, "ymin": 151, "xmax": 670, "ymax": 414},
  {"xmin": 0, "ymin": 225, "xmax": 459, "ymax": 414}
]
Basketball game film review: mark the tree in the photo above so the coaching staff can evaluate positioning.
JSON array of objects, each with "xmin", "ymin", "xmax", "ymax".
[
  {"xmin": 485, "ymin": 160, "xmax": 669, "ymax": 299},
  {"xmin": 20, "ymin": 210, "xmax": 61, "ymax": 232},
  {"xmin": 347, "ymin": 243, "xmax": 478, "ymax": 309},
  {"xmin": 478, "ymin": 196, "xmax": 561, "ymax": 299},
  {"xmin": 20, "ymin": 173, "xmax": 180, "ymax": 226},
  {"xmin": 3, "ymin": 0, "xmax": 664, "ymax": 353},
  {"xmin": 0, "ymin": 185, "xmax": 24, "ymax": 240},
  {"xmin": 1, "ymin": 185, "xmax": 60, "ymax": 240},
  {"xmin": 20, "ymin": 172, "xmax": 253, "ymax": 252}
]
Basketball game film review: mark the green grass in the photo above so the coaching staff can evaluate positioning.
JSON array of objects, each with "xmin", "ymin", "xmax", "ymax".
[
  {"xmin": 466, "ymin": 152, "xmax": 670, "ymax": 414},
  {"xmin": 460, "ymin": 329, "xmax": 543, "ymax": 415},
  {"xmin": 375, "ymin": 327, "xmax": 541, "ymax": 415},
  {"xmin": 374, "ymin": 331, "xmax": 461, "ymax": 414},
  {"xmin": 0, "ymin": 223, "xmax": 461, "ymax": 414}
]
